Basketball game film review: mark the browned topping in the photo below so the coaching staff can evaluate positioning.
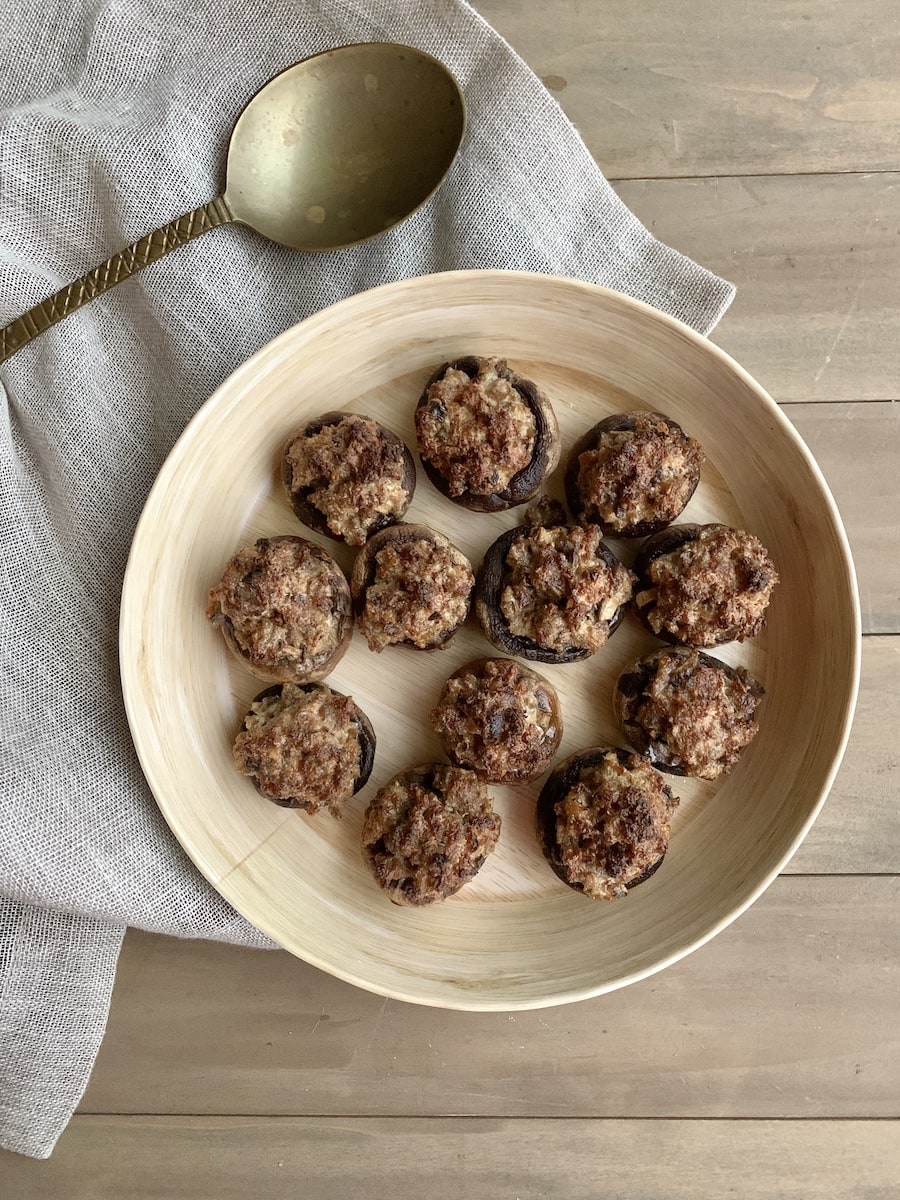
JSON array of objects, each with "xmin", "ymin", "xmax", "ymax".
[
  {"xmin": 232, "ymin": 684, "xmax": 364, "ymax": 815},
  {"xmin": 523, "ymin": 494, "xmax": 568, "ymax": 528},
  {"xmin": 499, "ymin": 525, "xmax": 634, "ymax": 653},
  {"xmin": 361, "ymin": 765, "xmax": 501, "ymax": 905},
  {"xmin": 431, "ymin": 658, "xmax": 561, "ymax": 782},
  {"xmin": 619, "ymin": 649, "xmax": 764, "ymax": 779},
  {"xmin": 283, "ymin": 415, "xmax": 411, "ymax": 546},
  {"xmin": 575, "ymin": 413, "xmax": 704, "ymax": 532},
  {"xmin": 551, "ymin": 752, "xmax": 678, "ymax": 900},
  {"xmin": 416, "ymin": 358, "xmax": 537, "ymax": 497},
  {"xmin": 639, "ymin": 525, "xmax": 778, "ymax": 645},
  {"xmin": 357, "ymin": 534, "xmax": 474, "ymax": 651},
  {"xmin": 206, "ymin": 537, "xmax": 350, "ymax": 676}
]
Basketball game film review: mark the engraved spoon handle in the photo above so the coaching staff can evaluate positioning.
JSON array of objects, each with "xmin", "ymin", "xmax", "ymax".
[{"xmin": 0, "ymin": 196, "xmax": 233, "ymax": 366}]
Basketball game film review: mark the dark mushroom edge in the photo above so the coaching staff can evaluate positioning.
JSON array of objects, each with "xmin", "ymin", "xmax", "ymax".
[
  {"xmin": 415, "ymin": 356, "xmax": 561, "ymax": 512},
  {"xmin": 474, "ymin": 523, "xmax": 632, "ymax": 665},
  {"xmin": 281, "ymin": 411, "xmax": 416, "ymax": 546},
  {"xmin": 234, "ymin": 683, "xmax": 376, "ymax": 812},
  {"xmin": 536, "ymin": 746, "xmax": 677, "ymax": 900},
  {"xmin": 633, "ymin": 522, "xmax": 779, "ymax": 647},
  {"xmin": 350, "ymin": 522, "xmax": 475, "ymax": 652},
  {"xmin": 613, "ymin": 647, "xmax": 765, "ymax": 779},
  {"xmin": 564, "ymin": 410, "xmax": 703, "ymax": 538},
  {"xmin": 207, "ymin": 535, "xmax": 354, "ymax": 683},
  {"xmin": 431, "ymin": 656, "xmax": 564, "ymax": 782}
]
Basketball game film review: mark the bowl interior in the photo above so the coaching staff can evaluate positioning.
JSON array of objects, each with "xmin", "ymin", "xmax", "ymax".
[{"xmin": 120, "ymin": 271, "xmax": 859, "ymax": 1009}]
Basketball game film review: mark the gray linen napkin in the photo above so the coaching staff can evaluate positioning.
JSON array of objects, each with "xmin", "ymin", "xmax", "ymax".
[{"xmin": 0, "ymin": 0, "xmax": 734, "ymax": 1159}]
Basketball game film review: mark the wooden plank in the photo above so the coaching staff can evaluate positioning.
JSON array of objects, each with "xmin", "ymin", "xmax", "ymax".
[
  {"xmin": 2, "ymin": 1118, "xmax": 898, "ymax": 1199},
  {"xmin": 613, "ymin": 174, "xmax": 900, "ymax": 403},
  {"xmin": 477, "ymin": 0, "xmax": 900, "ymax": 179},
  {"xmin": 784, "ymin": 403, "xmax": 900, "ymax": 633},
  {"xmin": 791, "ymin": 637, "xmax": 900, "ymax": 873},
  {"xmin": 80, "ymin": 877, "xmax": 898, "ymax": 1118}
]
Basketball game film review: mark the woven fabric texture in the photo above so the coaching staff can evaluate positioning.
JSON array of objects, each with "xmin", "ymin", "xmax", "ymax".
[{"xmin": 0, "ymin": 0, "xmax": 734, "ymax": 1159}]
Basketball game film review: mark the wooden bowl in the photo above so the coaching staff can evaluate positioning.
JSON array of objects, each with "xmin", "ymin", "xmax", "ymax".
[{"xmin": 120, "ymin": 271, "xmax": 859, "ymax": 1011}]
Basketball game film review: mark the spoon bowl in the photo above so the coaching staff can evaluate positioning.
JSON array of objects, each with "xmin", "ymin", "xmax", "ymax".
[
  {"xmin": 0, "ymin": 43, "xmax": 466, "ymax": 363},
  {"xmin": 225, "ymin": 43, "xmax": 465, "ymax": 251}
]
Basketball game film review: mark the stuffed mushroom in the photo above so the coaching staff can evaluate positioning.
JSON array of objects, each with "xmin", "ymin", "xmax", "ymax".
[
  {"xmin": 351, "ymin": 522, "xmax": 474, "ymax": 652},
  {"xmin": 232, "ymin": 682, "xmax": 375, "ymax": 815},
  {"xmin": 206, "ymin": 535, "xmax": 353, "ymax": 682},
  {"xmin": 361, "ymin": 763, "xmax": 501, "ymax": 905},
  {"xmin": 415, "ymin": 355, "xmax": 560, "ymax": 511},
  {"xmin": 614, "ymin": 647, "xmax": 765, "ymax": 780},
  {"xmin": 431, "ymin": 657, "xmax": 563, "ymax": 782},
  {"xmin": 475, "ymin": 523, "xmax": 634, "ymax": 664},
  {"xmin": 633, "ymin": 522, "xmax": 778, "ymax": 646},
  {"xmin": 282, "ymin": 411, "xmax": 416, "ymax": 546},
  {"xmin": 565, "ymin": 410, "xmax": 704, "ymax": 538},
  {"xmin": 537, "ymin": 746, "xmax": 679, "ymax": 900}
]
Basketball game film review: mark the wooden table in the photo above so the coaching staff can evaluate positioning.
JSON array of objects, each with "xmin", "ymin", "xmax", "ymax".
[{"xmin": 3, "ymin": 3, "xmax": 897, "ymax": 1194}]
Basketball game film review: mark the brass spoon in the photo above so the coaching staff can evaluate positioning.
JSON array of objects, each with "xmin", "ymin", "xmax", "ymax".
[{"xmin": 0, "ymin": 43, "xmax": 465, "ymax": 365}]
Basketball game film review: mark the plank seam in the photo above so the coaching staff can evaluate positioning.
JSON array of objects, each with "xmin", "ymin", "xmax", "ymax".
[
  {"xmin": 70, "ymin": 1113, "xmax": 900, "ymax": 1122},
  {"xmin": 609, "ymin": 169, "xmax": 900, "ymax": 184}
]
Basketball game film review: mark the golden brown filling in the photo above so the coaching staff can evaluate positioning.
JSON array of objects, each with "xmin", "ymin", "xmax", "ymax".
[
  {"xmin": 362, "ymin": 765, "xmax": 501, "ymax": 905},
  {"xmin": 523, "ymin": 493, "xmax": 568, "ymax": 528},
  {"xmin": 432, "ymin": 659, "xmax": 559, "ymax": 781},
  {"xmin": 638, "ymin": 525, "xmax": 778, "ymax": 644},
  {"xmin": 358, "ymin": 536, "xmax": 473, "ymax": 651},
  {"xmin": 576, "ymin": 414, "xmax": 704, "ymax": 531},
  {"xmin": 284, "ymin": 415, "xmax": 410, "ymax": 546},
  {"xmin": 232, "ymin": 685, "xmax": 361, "ymax": 814},
  {"xmin": 628, "ymin": 650, "xmax": 763, "ymax": 779},
  {"xmin": 553, "ymin": 752, "xmax": 678, "ymax": 900},
  {"xmin": 416, "ymin": 359, "xmax": 537, "ymax": 496},
  {"xmin": 500, "ymin": 525, "xmax": 634, "ymax": 653},
  {"xmin": 206, "ymin": 538, "xmax": 348, "ymax": 673}
]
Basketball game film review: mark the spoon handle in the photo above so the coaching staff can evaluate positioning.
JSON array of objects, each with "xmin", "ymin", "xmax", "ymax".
[{"xmin": 0, "ymin": 196, "xmax": 233, "ymax": 366}]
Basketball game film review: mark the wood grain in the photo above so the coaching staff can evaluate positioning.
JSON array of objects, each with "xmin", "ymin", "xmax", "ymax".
[
  {"xmin": 785, "ymin": 402, "xmax": 900, "ymax": 634},
  {"xmin": 614, "ymin": 173, "xmax": 900, "ymax": 404},
  {"xmin": 478, "ymin": 0, "xmax": 900, "ymax": 179},
  {"xmin": 3, "ymin": 1118, "xmax": 897, "ymax": 1199},
  {"xmin": 80, "ymin": 876, "xmax": 898, "ymax": 1118},
  {"xmin": 791, "ymin": 637, "xmax": 900, "ymax": 873}
]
